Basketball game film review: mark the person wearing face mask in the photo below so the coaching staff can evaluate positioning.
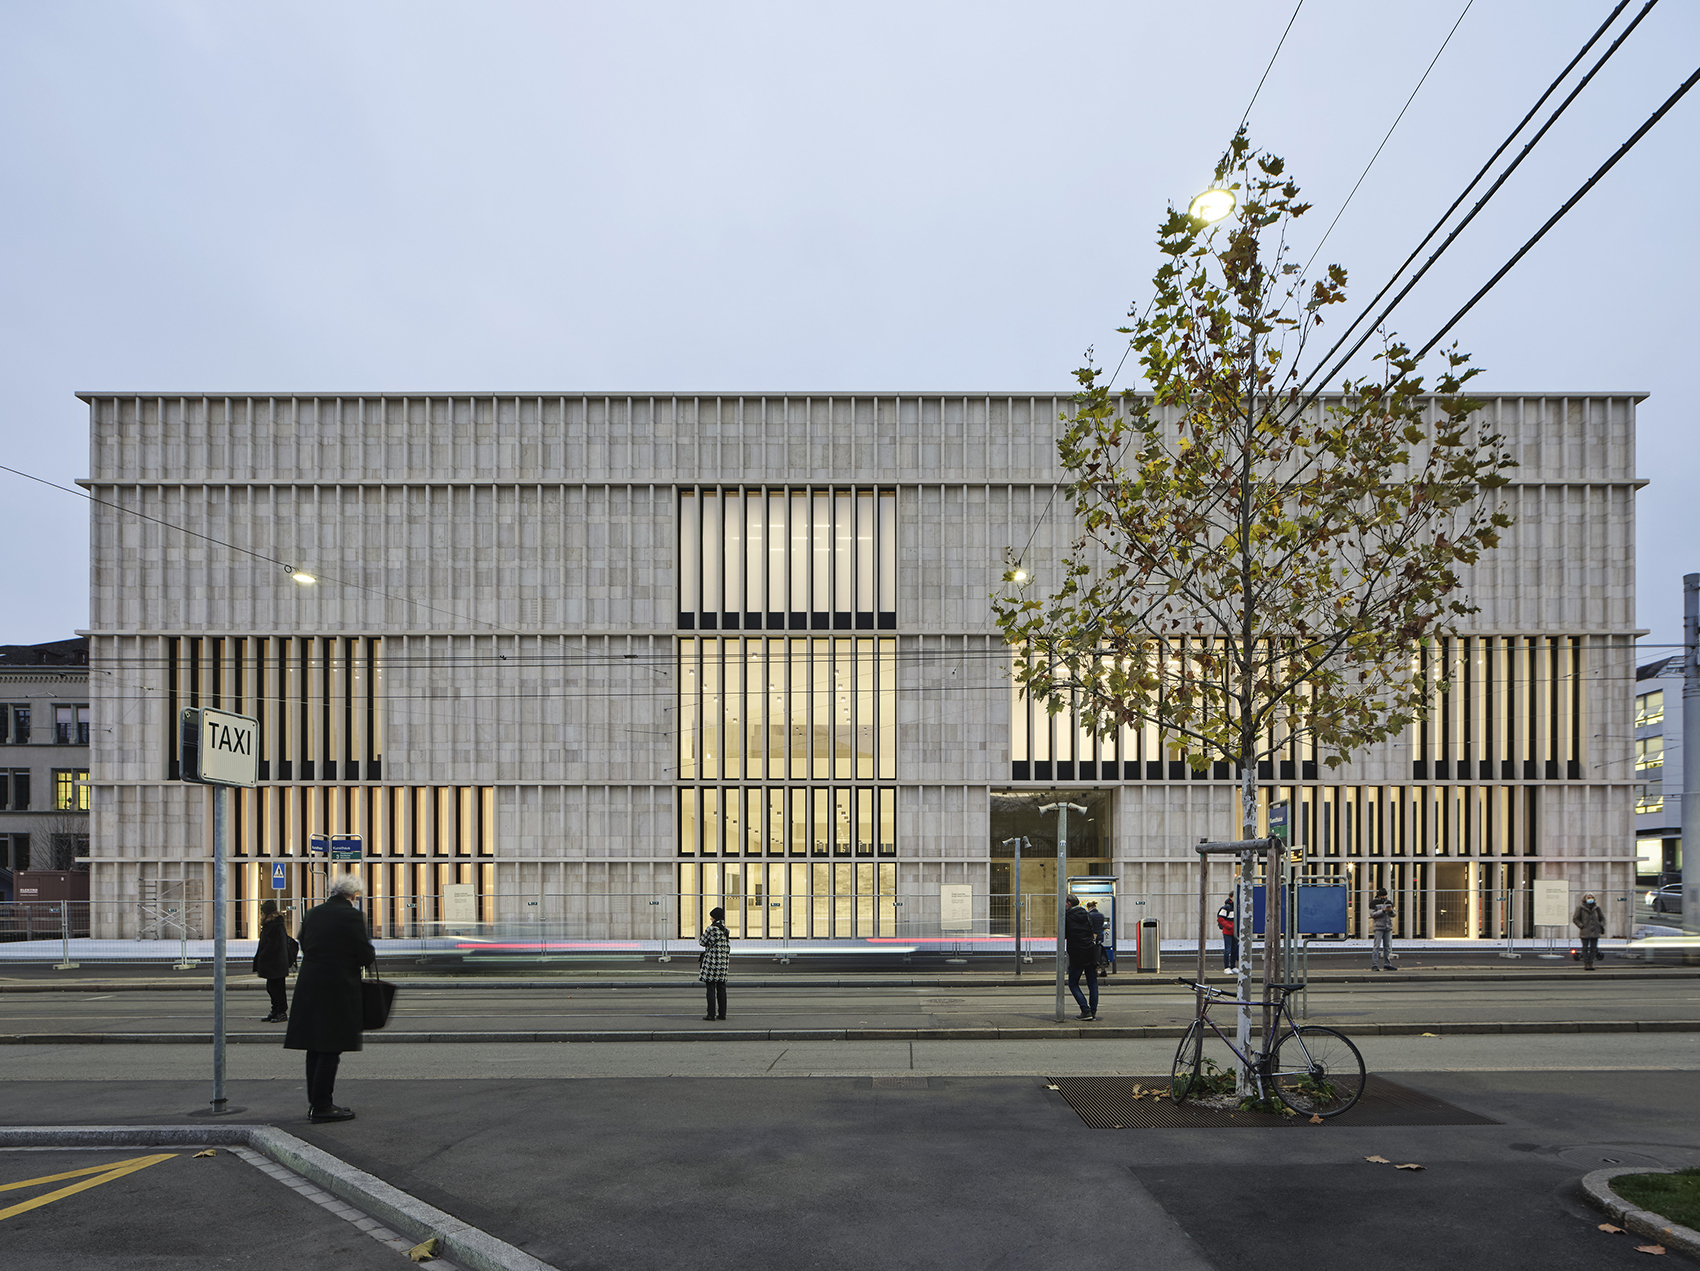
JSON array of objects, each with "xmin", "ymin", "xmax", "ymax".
[{"xmin": 1572, "ymin": 892, "xmax": 1606, "ymax": 970}]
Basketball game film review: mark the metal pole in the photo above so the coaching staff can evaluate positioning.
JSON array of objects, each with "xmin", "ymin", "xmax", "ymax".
[
  {"xmin": 1195, "ymin": 840, "xmax": 1209, "ymax": 1019},
  {"xmin": 1003, "ymin": 837, "xmax": 1024, "ymax": 975},
  {"xmin": 1262, "ymin": 839, "xmax": 1280, "ymax": 1052},
  {"xmin": 211, "ymin": 784, "xmax": 228, "ymax": 1114},
  {"xmin": 1236, "ymin": 854, "xmax": 1253, "ymax": 1090},
  {"xmin": 1039, "ymin": 803, "xmax": 1086, "ymax": 1022},
  {"xmin": 1684, "ymin": 573, "xmax": 1699, "ymax": 936}
]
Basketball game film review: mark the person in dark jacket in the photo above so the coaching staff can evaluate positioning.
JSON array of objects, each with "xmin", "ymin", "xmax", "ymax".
[
  {"xmin": 1573, "ymin": 892, "xmax": 1606, "ymax": 970},
  {"xmin": 698, "ymin": 906, "xmax": 730, "ymax": 1020},
  {"xmin": 284, "ymin": 874, "xmax": 375, "ymax": 1123},
  {"xmin": 252, "ymin": 899, "xmax": 298, "ymax": 1022},
  {"xmin": 1064, "ymin": 896, "xmax": 1099, "ymax": 1021}
]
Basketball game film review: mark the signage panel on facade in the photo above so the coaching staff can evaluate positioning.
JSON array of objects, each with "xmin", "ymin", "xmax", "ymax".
[
  {"xmin": 939, "ymin": 884, "xmax": 973, "ymax": 932},
  {"xmin": 179, "ymin": 707, "xmax": 258, "ymax": 788},
  {"xmin": 330, "ymin": 834, "xmax": 362, "ymax": 861},
  {"xmin": 308, "ymin": 832, "xmax": 329, "ymax": 856},
  {"xmin": 1533, "ymin": 879, "xmax": 1571, "ymax": 927}
]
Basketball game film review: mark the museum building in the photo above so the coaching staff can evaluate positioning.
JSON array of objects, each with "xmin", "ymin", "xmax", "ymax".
[{"xmin": 82, "ymin": 391, "xmax": 1641, "ymax": 943}]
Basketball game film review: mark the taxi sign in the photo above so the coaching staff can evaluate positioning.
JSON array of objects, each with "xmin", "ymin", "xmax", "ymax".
[{"xmin": 180, "ymin": 708, "xmax": 258, "ymax": 788}]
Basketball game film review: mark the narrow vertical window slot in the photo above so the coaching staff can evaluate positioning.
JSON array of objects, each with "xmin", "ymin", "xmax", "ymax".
[
  {"xmin": 701, "ymin": 491, "xmax": 721, "ymax": 628},
  {"xmin": 767, "ymin": 492, "xmax": 786, "ymax": 627},
  {"xmin": 833, "ymin": 491, "xmax": 853, "ymax": 626},
  {"xmin": 878, "ymin": 490, "xmax": 896, "ymax": 628},
  {"xmin": 679, "ymin": 490, "xmax": 699, "ymax": 628},
  {"xmin": 855, "ymin": 490, "xmax": 875, "ymax": 627},
  {"xmin": 723, "ymin": 490, "xmax": 743, "ymax": 630}
]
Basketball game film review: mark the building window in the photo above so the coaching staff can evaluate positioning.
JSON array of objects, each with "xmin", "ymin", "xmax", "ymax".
[
  {"xmin": 54, "ymin": 704, "xmax": 90, "ymax": 745},
  {"xmin": 3, "ymin": 832, "xmax": 29, "ymax": 872},
  {"xmin": 678, "ymin": 785, "xmax": 896, "ymax": 858},
  {"xmin": 1635, "ymin": 783, "xmax": 1664, "ymax": 815},
  {"xmin": 680, "ymin": 637, "xmax": 896, "ymax": 781},
  {"xmin": 3, "ymin": 705, "xmax": 28, "ymax": 744},
  {"xmin": 1635, "ymin": 737, "xmax": 1664, "ymax": 772},
  {"xmin": 53, "ymin": 770, "xmax": 89, "ymax": 812},
  {"xmin": 679, "ymin": 488, "xmax": 896, "ymax": 631},
  {"xmin": 678, "ymin": 860, "xmax": 899, "ymax": 939},
  {"xmin": 166, "ymin": 636, "xmax": 383, "ymax": 782},
  {"xmin": 1635, "ymin": 690, "xmax": 1665, "ymax": 727},
  {"xmin": 49, "ymin": 834, "xmax": 89, "ymax": 870},
  {"xmin": 1, "ymin": 770, "xmax": 29, "ymax": 811}
]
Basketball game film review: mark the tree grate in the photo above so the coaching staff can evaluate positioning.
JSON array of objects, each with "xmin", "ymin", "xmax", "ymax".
[{"xmin": 1046, "ymin": 1075, "xmax": 1500, "ymax": 1129}]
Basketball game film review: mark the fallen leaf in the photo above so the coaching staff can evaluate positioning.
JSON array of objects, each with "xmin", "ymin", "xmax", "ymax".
[
  {"xmin": 1635, "ymin": 1245, "xmax": 1666, "ymax": 1256},
  {"xmin": 1395, "ymin": 1163, "xmax": 1425, "ymax": 1171},
  {"xmin": 192, "ymin": 1149, "xmax": 217, "ymax": 1158},
  {"xmin": 1365, "ymin": 1156, "xmax": 1391, "ymax": 1164},
  {"xmin": 1309, "ymin": 1114, "xmax": 1324, "ymax": 1125},
  {"xmin": 1599, "ymin": 1223, "xmax": 1625, "ymax": 1234},
  {"xmin": 408, "ymin": 1237, "xmax": 440, "ymax": 1262},
  {"xmin": 1420, "ymin": 1032, "xmax": 1440, "ymax": 1038},
  {"xmin": 1043, "ymin": 1084, "xmax": 1059, "ymax": 1091}
]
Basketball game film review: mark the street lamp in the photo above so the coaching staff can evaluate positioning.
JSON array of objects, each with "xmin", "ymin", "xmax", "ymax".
[
  {"xmin": 1188, "ymin": 187, "xmax": 1236, "ymax": 225},
  {"xmin": 284, "ymin": 565, "xmax": 316, "ymax": 585}
]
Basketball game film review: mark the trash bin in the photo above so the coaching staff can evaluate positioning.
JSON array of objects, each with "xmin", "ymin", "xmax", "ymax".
[{"xmin": 1138, "ymin": 919, "xmax": 1160, "ymax": 972}]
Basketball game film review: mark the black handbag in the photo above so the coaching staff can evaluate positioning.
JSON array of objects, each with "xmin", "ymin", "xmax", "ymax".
[{"xmin": 361, "ymin": 966, "xmax": 396, "ymax": 1030}]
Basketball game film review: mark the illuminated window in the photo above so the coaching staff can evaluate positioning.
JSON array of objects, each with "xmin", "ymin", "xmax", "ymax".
[
  {"xmin": 1635, "ymin": 784, "xmax": 1664, "ymax": 815},
  {"xmin": 1635, "ymin": 738, "xmax": 1664, "ymax": 772},
  {"xmin": 53, "ymin": 769, "xmax": 89, "ymax": 811},
  {"xmin": 679, "ymin": 488, "xmax": 896, "ymax": 631},
  {"xmin": 1635, "ymin": 690, "xmax": 1664, "ymax": 727}
]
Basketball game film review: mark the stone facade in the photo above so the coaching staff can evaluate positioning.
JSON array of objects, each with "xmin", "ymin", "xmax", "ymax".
[{"xmin": 82, "ymin": 393, "xmax": 1640, "ymax": 941}]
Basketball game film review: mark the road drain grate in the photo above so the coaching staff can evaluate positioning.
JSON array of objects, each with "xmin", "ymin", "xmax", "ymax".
[
  {"xmin": 1047, "ymin": 1076, "xmax": 1499, "ymax": 1129},
  {"xmin": 871, "ymin": 1076, "xmax": 930, "ymax": 1088}
]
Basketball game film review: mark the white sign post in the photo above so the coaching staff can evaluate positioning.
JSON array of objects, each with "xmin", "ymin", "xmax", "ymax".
[{"xmin": 181, "ymin": 707, "xmax": 258, "ymax": 1117}]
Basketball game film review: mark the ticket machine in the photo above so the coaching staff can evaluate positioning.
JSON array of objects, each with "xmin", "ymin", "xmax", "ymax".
[{"xmin": 1066, "ymin": 875, "xmax": 1116, "ymax": 970}]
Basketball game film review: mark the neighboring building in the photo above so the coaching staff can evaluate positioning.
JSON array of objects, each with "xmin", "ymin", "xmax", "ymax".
[
  {"xmin": 1634, "ymin": 655, "xmax": 1683, "ymax": 886},
  {"xmin": 0, "ymin": 637, "xmax": 91, "ymax": 901},
  {"xmin": 83, "ymin": 392, "xmax": 1640, "ymax": 942}
]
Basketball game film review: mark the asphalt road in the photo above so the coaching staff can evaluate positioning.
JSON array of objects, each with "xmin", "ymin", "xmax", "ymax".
[
  {"xmin": 7, "ymin": 1063, "xmax": 1698, "ymax": 1271},
  {"xmin": 2, "ymin": 976, "xmax": 1698, "ymax": 1038}
]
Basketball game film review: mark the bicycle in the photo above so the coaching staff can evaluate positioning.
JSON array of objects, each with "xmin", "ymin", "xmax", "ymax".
[{"xmin": 1168, "ymin": 977, "xmax": 1366, "ymax": 1117}]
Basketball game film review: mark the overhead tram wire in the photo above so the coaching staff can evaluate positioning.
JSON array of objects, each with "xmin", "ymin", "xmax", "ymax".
[
  {"xmin": 1291, "ymin": 0, "xmax": 1657, "ymax": 401},
  {"xmin": 1295, "ymin": 1, "xmax": 1475, "ymax": 286},
  {"xmin": 1002, "ymin": 3, "xmax": 1306, "ymax": 586},
  {"xmin": 1413, "ymin": 63, "xmax": 1700, "ymax": 360}
]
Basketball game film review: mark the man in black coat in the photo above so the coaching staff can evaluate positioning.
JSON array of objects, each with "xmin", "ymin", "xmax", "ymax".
[
  {"xmin": 1064, "ymin": 896, "xmax": 1099, "ymax": 1021},
  {"xmin": 284, "ymin": 873, "xmax": 375, "ymax": 1123}
]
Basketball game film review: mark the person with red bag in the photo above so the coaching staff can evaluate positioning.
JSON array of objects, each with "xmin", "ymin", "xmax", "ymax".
[{"xmin": 1216, "ymin": 896, "xmax": 1237, "ymax": 973}]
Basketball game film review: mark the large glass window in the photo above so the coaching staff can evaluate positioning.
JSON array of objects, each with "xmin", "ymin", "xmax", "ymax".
[
  {"xmin": 1635, "ymin": 738, "xmax": 1664, "ymax": 772},
  {"xmin": 680, "ymin": 638, "xmax": 896, "ymax": 782},
  {"xmin": 3, "ymin": 705, "xmax": 28, "ymax": 744},
  {"xmin": 1, "ymin": 770, "xmax": 29, "ymax": 811},
  {"xmin": 1635, "ymin": 690, "xmax": 1664, "ymax": 727},
  {"xmin": 678, "ymin": 859, "xmax": 897, "ymax": 938},
  {"xmin": 54, "ymin": 705, "xmax": 90, "ymax": 745},
  {"xmin": 679, "ymin": 487, "xmax": 896, "ymax": 630}
]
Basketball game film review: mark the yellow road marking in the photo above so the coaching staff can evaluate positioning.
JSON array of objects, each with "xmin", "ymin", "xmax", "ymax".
[{"xmin": 0, "ymin": 1153, "xmax": 177, "ymax": 1222}]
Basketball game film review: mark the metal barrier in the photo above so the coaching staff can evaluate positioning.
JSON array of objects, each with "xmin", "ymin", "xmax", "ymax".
[{"xmin": 0, "ymin": 886, "xmax": 1651, "ymax": 965}]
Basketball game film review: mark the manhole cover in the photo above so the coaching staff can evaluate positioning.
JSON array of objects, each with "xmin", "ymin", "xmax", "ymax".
[{"xmin": 1556, "ymin": 1147, "xmax": 1668, "ymax": 1170}]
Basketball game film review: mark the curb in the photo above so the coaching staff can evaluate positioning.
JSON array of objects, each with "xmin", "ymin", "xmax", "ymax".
[
  {"xmin": 1580, "ymin": 1167, "xmax": 1700, "ymax": 1260},
  {"xmin": 4, "ymin": 1020, "xmax": 1699, "ymax": 1045},
  {"xmin": 0, "ymin": 1125, "xmax": 556, "ymax": 1271},
  {"xmin": 3, "ymin": 969, "xmax": 1697, "ymax": 992}
]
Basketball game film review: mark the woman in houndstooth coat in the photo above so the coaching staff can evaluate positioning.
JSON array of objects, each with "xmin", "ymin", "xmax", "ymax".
[{"xmin": 698, "ymin": 906, "xmax": 730, "ymax": 1020}]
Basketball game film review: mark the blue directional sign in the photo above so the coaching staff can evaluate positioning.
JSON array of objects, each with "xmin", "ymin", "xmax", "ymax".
[
  {"xmin": 330, "ymin": 834, "xmax": 363, "ymax": 862},
  {"xmin": 308, "ymin": 832, "xmax": 328, "ymax": 856},
  {"xmin": 270, "ymin": 862, "xmax": 287, "ymax": 891}
]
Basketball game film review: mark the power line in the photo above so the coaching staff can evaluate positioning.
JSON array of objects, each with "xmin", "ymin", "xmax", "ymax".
[
  {"xmin": 1297, "ymin": 1, "xmax": 1474, "ymax": 283},
  {"xmin": 1238, "ymin": 0, "xmax": 1305, "ymax": 134},
  {"xmin": 1415, "ymin": 62, "xmax": 1700, "ymax": 359},
  {"xmin": 1296, "ymin": 0, "xmax": 1654, "ymax": 394}
]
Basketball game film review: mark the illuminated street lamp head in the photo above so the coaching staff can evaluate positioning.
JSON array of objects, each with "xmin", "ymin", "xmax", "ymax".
[
  {"xmin": 1011, "ymin": 568, "xmax": 1028, "ymax": 583},
  {"xmin": 1188, "ymin": 187, "xmax": 1236, "ymax": 225},
  {"xmin": 284, "ymin": 566, "xmax": 316, "ymax": 585}
]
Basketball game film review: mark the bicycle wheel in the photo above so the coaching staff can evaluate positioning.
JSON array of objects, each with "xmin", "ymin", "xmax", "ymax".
[
  {"xmin": 1169, "ymin": 1021, "xmax": 1239, "ymax": 1105},
  {"xmin": 1269, "ymin": 1026, "xmax": 1366, "ymax": 1117},
  {"xmin": 1168, "ymin": 1020, "xmax": 1204, "ymax": 1104}
]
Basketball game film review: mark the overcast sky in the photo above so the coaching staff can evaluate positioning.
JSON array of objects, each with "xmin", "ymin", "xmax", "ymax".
[{"xmin": 2, "ymin": 1, "xmax": 1695, "ymax": 655}]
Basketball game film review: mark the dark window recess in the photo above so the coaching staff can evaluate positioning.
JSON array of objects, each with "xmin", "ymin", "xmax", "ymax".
[
  {"xmin": 812, "ymin": 612, "xmax": 829, "ymax": 629},
  {"xmin": 1168, "ymin": 761, "xmax": 1186, "ymax": 781},
  {"xmin": 1301, "ymin": 761, "xmax": 1317, "ymax": 780},
  {"xmin": 1434, "ymin": 760, "xmax": 1450, "ymax": 781},
  {"xmin": 1278, "ymin": 760, "xmax": 1295, "ymax": 781},
  {"xmin": 1034, "ymin": 762, "xmax": 1052, "ymax": 781},
  {"xmin": 278, "ymin": 759, "xmax": 292, "ymax": 781},
  {"xmin": 856, "ymin": 613, "xmax": 874, "ymax": 630},
  {"xmin": 1523, "ymin": 759, "xmax": 1536, "ymax": 779},
  {"xmin": 790, "ymin": 612, "xmax": 807, "ymax": 629},
  {"xmin": 1479, "ymin": 760, "xmax": 1493, "ymax": 780},
  {"xmin": 301, "ymin": 761, "xmax": 315, "ymax": 781},
  {"xmin": 1257, "ymin": 761, "xmax": 1273, "ymax": 779},
  {"xmin": 722, "ymin": 612, "xmax": 740, "ymax": 630},
  {"xmin": 745, "ymin": 612, "xmax": 762, "ymax": 630},
  {"xmin": 1056, "ymin": 762, "xmax": 1074, "ymax": 781},
  {"xmin": 1567, "ymin": 759, "xmax": 1581, "ymax": 780},
  {"xmin": 1146, "ymin": 761, "xmax": 1164, "ymax": 780},
  {"xmin": 878, "ymin": 612, "xmax": 896, "ymax": 630},
  {"xmin": 368, "ymin": 759, "xmax": 381, "ymax": 780},
  {"xmin": 1212, "ymin": 762, "xmax": 1230, "ymax": 780},
  {"xmin": 768, "ymin": 612, "xmax": 784, "ymax": 630},
  {"xmin": 1412, "ymin": 761, "xmax": 1427, "ymax": 780},
  {"xmin": 1123, "ymin": 762, "xmax": 1139, "ymax": 781},
  {"xmin": 1544, "ymin": 759, "xmax": 1559, "ymax": 780},
  {"xmin": 833, "ymin": 612, "xmax": 852, "ymax": 629},
  {"xmin": 1076, "ymin": 762, "xmax": 1095, "ymax": 780},
  {"xmin": 1011, "ymin": 762, "xmax": 1031, "ymax": 781},
  {"xmin": 258, "ymin": 760, "xmax": 270, "ymax": 781},
  {"xmin": 700, "ymin": 613, "xmax": 717, "ymax": 630},
  {"xmin": 679, "ymin": 612, "xmax": 695, "ymax": 629},
  {"xmin": 1501, "ymin": 759, "xmax": 1515, "ymax": 780}
]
